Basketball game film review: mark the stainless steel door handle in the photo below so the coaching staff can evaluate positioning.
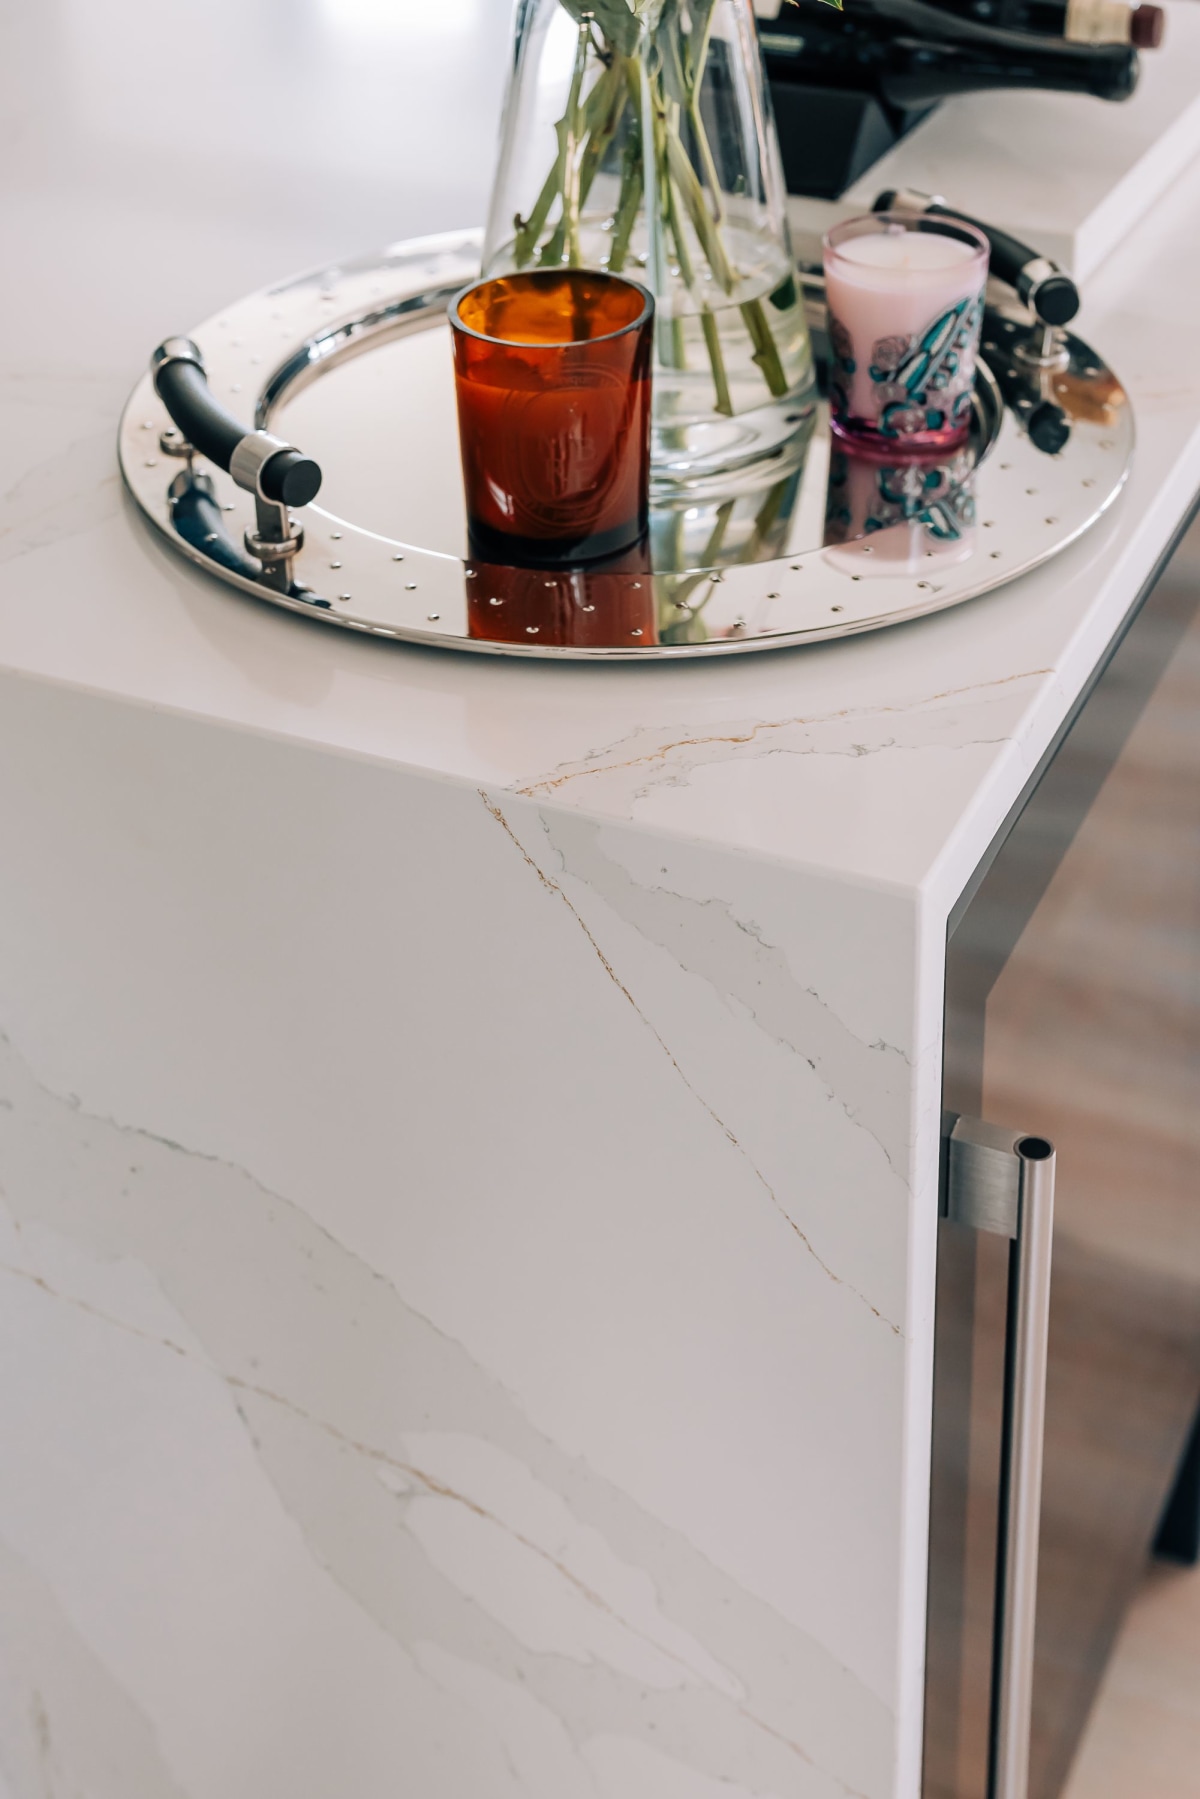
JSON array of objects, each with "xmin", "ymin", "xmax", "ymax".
[{"xmin": 945, "ymin": 1118, "xmax": 1058, "ymax": 1799}]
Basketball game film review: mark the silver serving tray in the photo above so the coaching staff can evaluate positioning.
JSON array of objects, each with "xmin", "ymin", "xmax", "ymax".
[{"xmin": 119, "ymin": 229, "xmax": 1133, "ymax": 659}]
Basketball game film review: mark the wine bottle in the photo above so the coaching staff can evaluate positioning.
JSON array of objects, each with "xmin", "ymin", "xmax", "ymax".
[
  {"xmin": 760, "ymin": 4, "xmax": 1139, "ymax": 107},
  {"xmin": 854, "ymin": 0, "xmax": 1164, "ymax": 46},
  {"xmin": 767, "ymin": 0, "xmax": 1161, "ymax": 48}
]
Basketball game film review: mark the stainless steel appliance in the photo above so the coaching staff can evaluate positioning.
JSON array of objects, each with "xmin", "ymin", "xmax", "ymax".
[{"xmin": 926, "ymin": 516, "xmax": 1200, "ymax": 1797}]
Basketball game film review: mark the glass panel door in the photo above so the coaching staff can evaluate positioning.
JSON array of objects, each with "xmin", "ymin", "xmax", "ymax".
[{"xmin": 925, "ymin": 520, "xmax": 1200, "ymax": 1799}]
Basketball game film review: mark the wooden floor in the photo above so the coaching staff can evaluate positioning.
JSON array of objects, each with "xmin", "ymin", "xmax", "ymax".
[{"xmin": 1063, "ymin": 1557, "xmax": 1200, "ymax": 1798}]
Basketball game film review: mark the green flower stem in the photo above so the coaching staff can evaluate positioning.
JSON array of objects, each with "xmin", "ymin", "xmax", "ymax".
[
  {"xmin": 657, "ymin": 17, "xmax": 692, "ymax": 115},
  {"xmin": 513, "ymin": 162, "xmax": 563, "ymax": 267},
  {"xmin": 510, "ymin": 35, "xmax": 626, "ymax": 266},
  {"xmin": 682, "ymin": 0, "xmax": 725, "ymax": 226},
  {"xmin": 684, "ymin": 0, "xmax": 720, "ymax": 99},
  {"xmin": 659, "ymin": 495, "xmax": 736, "ymax": 632},
  {"xmin": 513, "ymin": 4, "xmax": 795, "ymax": 420},
  {"xmin": 545, "ymin": 52, "xmax": 636, "ymax": 268},
  {"xmin": 660, "ymin": 88, "xmax": 736, "ymax": 409},
  {"xmin": 522, "ymin": 13, "xmax": 595, "ymax": 269},
  {"xmin": 706, "ymin": 495, "xmax": 738, "ymax": 561},
  {"xmin": 538, "ymin": 223, "xmax": 567, "ymax": 267},
  {"xmin": 557, "ymin": 14, "xmax": 593, "ymax": 265},
  {"xmin": 607, "ymin": 120, "xmax": 643, "ymax": 271},
  {"xmin": 664, "ymin": 120, "xmax": 734, "ymax": 293},
  {"xmin": 740, "ymin": 296, "xmax": 789, "ymax": 397},
  {"xmin": 516, "ymin": 22, "xmax": 597, "ymax": 267},
  {"xmin": 746, "ymin": 472, "xmax": 791, "ymax": 556},
  {"xmin": 686, "ymin": 95, "xmax": 725, "ymax": 228},
  {"xmin": 659, "ymin": 92, "xmax": 741, "ymax": 410},
  {"xmin": 699, "ymin": 310, "xmax": 732, "ymax": 414},
  {"xmin": 652, "ymin": 94, "xmax": 690, "ymax": 371},
  {"xmin": 575, "ymin": 55, "xmax": 630, "ymax": 211},
  {"xmin": 670, "ymin": 36, "xmax": 789, "ymax": 399},
  {"xmin": 671, "ymin": 32, "xmax": 764, "ymax": 411}
]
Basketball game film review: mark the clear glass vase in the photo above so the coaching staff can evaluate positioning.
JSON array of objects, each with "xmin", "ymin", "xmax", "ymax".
[{"xmin": 482, "ymin": 0, "xmax": 816, "ymax": 488}]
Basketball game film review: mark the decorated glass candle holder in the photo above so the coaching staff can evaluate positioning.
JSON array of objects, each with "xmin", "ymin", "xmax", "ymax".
[
  {"xmin": 451, "ymin": 270, "xmax": 654, "ymax": 565},
  {"xmin": 823, "ymin": 213, "xmax": 989, "ymax": 452}
]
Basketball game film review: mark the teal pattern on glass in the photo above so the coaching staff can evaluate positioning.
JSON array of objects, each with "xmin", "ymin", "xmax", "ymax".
[{"xmin": 829, "ymin": 292, "xmax": 985, "ymax": 442}]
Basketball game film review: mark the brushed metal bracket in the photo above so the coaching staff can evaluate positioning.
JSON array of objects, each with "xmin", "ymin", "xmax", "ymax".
[{"xmin": 944, "ymin": 1115, "xmax": 1029, "ymax": 1237}]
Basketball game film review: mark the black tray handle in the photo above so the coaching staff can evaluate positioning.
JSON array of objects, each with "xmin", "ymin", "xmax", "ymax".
[
  {"xmin": 151, "ymin": 338, "xmax": 322, "ymax": 508},
  {"xmin": 872, "ymin": 191, "xmax": 1081, "ymax": 329}
]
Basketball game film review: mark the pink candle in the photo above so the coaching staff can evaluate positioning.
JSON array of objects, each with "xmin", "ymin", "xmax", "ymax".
[{"xmin": 823, "ymin": 214, "xmax": 989, "ymax": 451}]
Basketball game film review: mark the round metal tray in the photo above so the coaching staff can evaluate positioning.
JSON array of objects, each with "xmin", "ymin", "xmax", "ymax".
[{"xmin": 119, "ymin": 229, "xmax": 1134, "ymax": 659}]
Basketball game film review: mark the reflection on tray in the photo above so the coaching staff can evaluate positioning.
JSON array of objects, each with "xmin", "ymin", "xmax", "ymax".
[
  {"xmin": 168, "ymin": 468, "xmax": 260, "ymax": 580},
  {"xmin": 463, "ymin": 419, "xmax": 981, "ymax": 649},
  {"xmin": 822, "ymin": 440, "xmax": 976, "ymax": 577},
  {"xmin": 465, "ymin": 419, "xmax": 818, "ymax": 649},
  {"xmin": 465, "ymin": 554, "xmax": 767, "ymax": 651},
  {"xmin": 650, "ymin": 410, "xmax": 817, "ymax": 575},
  {"xmin": 466, "ymin": 546, "xmax": 660, "ymax": 648},
  {"xmin": 1050, "ymin": 366, "xmax": 1126, "ymax": 429}
]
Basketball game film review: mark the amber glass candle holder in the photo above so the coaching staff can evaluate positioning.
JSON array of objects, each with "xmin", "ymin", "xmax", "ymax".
[{"xmin": 450, "ymin": 270, "xmax": 653, "ymax": 565}]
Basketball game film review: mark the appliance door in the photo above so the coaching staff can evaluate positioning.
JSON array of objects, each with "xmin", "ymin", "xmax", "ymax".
[{"xmin": 924, "ymin": 519, "xmax": 1200, "ymax": 1799}]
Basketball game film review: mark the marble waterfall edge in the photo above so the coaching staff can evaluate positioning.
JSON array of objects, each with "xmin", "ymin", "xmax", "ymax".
[{"xmin": 0, "ymin": 672, "xmax": 932, "ymax": 1799}]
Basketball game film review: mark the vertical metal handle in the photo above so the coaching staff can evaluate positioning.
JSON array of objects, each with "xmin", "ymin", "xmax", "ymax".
[
  {"xmin": 992, "ymin": 1137, "xmax": 1056, "ymax": 1799},
  {"xmin": 944, "ymin": 1121, "xmax": 1057, "ymax": 1799}
]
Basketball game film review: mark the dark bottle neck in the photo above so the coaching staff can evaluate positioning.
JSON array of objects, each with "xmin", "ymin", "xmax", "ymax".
[
  {"xmin": 852, "ymin": 0, "xmax": 1072, "ymax": 27},
  {"xmin": 762, "ymin": 9, "xmax": 1138, "ymax": 108},
  {"xmin": 827, "ymin": 0, "xmax": 1155, "ymax": 42},
  {"xmin": 879, "ymin": 34, "xmax": 1137, "ymax": 106}
]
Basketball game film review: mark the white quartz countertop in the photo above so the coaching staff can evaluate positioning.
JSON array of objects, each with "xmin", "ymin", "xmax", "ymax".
[{"xmin": 5, "ymin": 0, "xmax": 1199, "ymax": 916}]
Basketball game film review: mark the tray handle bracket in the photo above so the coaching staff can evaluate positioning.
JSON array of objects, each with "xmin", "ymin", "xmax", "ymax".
[{"xmin": 151, "ymin": 338, "xmax": 322, "ymax": 592}]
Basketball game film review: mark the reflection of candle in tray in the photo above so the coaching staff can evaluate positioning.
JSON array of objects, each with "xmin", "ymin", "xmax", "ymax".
[
  {"xmin": 822, "ymin": 439, "xmax": 977, "ymax": 577},
  {"xmin": 823, "ymin": 215, "xmax": 988, "ymax": 451},
  {"xmin": 465, "ymin": 551, "xmax": 657, "ymax": 648}
]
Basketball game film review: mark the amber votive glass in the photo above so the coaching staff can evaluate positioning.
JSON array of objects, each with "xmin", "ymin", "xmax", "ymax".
[{"xmin": 450, "ymin": 270, "xmax": 654, "ymax": 565}]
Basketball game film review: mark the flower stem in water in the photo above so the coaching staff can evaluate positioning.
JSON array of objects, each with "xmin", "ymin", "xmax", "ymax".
[{"xmin": 510, "ymin": 4, "xmax": 795, "ymax": 420}]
